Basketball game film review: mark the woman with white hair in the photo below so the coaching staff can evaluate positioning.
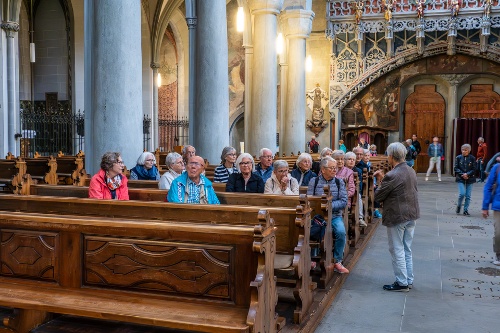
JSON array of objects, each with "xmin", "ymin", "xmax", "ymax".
[
  {"xmin": 454, "ymin": 143, "xmax": 476, "ymax": 216},
  {"xmin": 265, "ymin": 160, "xmax": 299, "ymax": 195},
  {"xmin": 291, "ymin": 153, "xmax": 317, "ymax": 186},
  {"xmin": 159, "ymin": 152, "xmax": 185, "ymax": 190},
  {"xmin": 129, "ymin": 152, "xmax": 160, "ymax": 180},
  {"xmin": 226, "ymin": 153, "xmax": 264, "ymax": 193},
  {"xmin": 213, "ymin": 146, "xmax": 237, "ymax": 183}
]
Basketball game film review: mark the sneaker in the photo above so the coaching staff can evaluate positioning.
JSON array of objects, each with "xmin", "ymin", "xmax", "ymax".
[
  {"xmin": 408, "ymin": 284, "xmax": 413, "ymax": 289},
  {"xmin": 425, "ymin": 177, "xmax": 429, "ymax": 181},
  {"xmin": 493, "ymin": 260, "xmax": 500, "ymax": 266},
  {"xmin": 438, "ymin": 178, "xmax": 442, "ymax": 182},
  {"xmin": 383, "ymin": 282, "xmax": 409, "ymax": 292},
  {"xmin": 374, "ymin": 210, "xmax": 382, "ymax": 218},
  {"xmin": 359, "ymin": 218, "xmax": 367, "ymax": 227},
  {"xmin": 334, "ymin": 262, "xmax": 349, "ymax": 274},
  {"xmin": 456, "ymin": 206, "xmax": 460, "ymax": 214},
  {"xmin": 463, "ymin": 211, "xmax": 470, "ymax": 216}
]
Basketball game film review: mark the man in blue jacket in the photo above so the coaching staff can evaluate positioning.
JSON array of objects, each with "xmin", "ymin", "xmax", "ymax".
[{"xmin": 167, "ymin": 155, "xmax": 220, "ymax": 204}]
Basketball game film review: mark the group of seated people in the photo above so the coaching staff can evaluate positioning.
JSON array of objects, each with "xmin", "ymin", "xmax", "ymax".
[{"xmin": 88, "ymin": 143, "xmax": 381, "ymax": 274}]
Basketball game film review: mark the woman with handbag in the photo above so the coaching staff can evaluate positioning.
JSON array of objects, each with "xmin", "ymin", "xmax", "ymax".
[{"xmin": 482, "ymin": 162, "xmax": 500, "ymax": 266}]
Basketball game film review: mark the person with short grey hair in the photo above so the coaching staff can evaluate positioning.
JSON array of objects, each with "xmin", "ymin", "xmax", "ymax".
[
  {"xmin": 454, "ymin": 143, "xmax": 476, "ymax": 215},
  {"xmin": 255, "ymin": 148, "xmax": 274, "ymax": 183},
  {"xmin": 291, "ymin": 153, "xmax": 317, "ymax": 186},
  {"xmin": 181, "ymin": 145, "xmax": 196, "ymax": 165},
  {"xmin": 226, "ymin": 153, "xmax": 264, "ymax": 193},
  {"xmin": 320, "ymin": 147, "xmax": 333, "ymax": 159},
  {"xmin": 213, "ymin": 146, "xmax": 238, "ymax": 183},
  {"xmin": 265, "ymin": 160, "xmax": 299, "ymax": 195},
  {"xmin": 307, "ymin": 156, "xmax": 349, "ymax": 274},
  {"xmin": 130, "ymin": 152, "xmax": 160, "ymax": 181},
  {"xmin": 374, "ymin": 142, "xmax": 419, "ymax": 292},
  {"xmin": 159, "ymin": 152, "xmax": 185, "ymax": 190}
]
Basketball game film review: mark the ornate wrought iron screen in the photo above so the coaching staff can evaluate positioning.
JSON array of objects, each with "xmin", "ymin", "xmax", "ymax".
[
  {"xmin": 158, "ymin": 115, "xmax": 189, "ymax": 152},
  {"xmin": 19, "ymin": 105, "xmax": 84, "ymax": 157}
]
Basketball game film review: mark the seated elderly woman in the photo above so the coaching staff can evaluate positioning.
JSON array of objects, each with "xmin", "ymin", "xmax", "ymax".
[
  {"xmin": 332, "ymin": 150, "xmax": 355, "ymax": 202},
  {"xmin": 226, "ymin": 153, "xmax": 265, "ymax": 193},
  {"xmin": 214, "ymin": 146, "xmax": 238, "ymax": 183},
  {"xmin": 89, "ymin": 152, "xmax": 129, "ymax": 200},
  {"xmin": 129, "ymin": 151, "xmax": 160, "ymax": 180},
  {"xmin": 291, "ymin": 153, "xmax": 317, "ymax": 187},
  {"xmin": 159, "ymin": 152, "xmax": 185, "ymax": 190},
  {"xmin": 264, "ymin": 160, "xmax": 299, "ymax": 195}
]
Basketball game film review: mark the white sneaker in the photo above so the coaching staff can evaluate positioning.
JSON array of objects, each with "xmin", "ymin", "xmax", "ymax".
[
  {"xmin": 425, "ymin": 177, "xmax": 429, "ymax": 181},
  {"xmin": 359, "ymin": 219, "xmax": 367, "ymax": 227},
  {"xmin": 438, "ymin": 178, "xmax": 442, "ymax": 182},
  {"xmin": 493, "ymin": 260, "xmax": 500, "ymax": 266}
]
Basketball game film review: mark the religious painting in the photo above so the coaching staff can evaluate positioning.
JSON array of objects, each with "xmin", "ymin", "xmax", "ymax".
[
  {"xmin": 341, "ymin": 73, "xmax": 400, "ymax": 130},
  {"xmin": 227, "ymin": 0, "xmax": 245, "ymax": 119},
  {"xmin": 427, "ymin": 54, "xmax": 481, "ymax": 74}
]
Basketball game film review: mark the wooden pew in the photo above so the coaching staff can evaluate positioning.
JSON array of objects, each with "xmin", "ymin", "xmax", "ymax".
[
  {"xmin": 0, "ymin": 209, "xmax": 280, "ymax": 332},
  {"xmin": 34, "ymin": 153, "xmax": 87, "ymax": 185},
  {"xmin": 21, "ymin": 186, "xmax": 313, "ymax": 324},
  {"xmin": 24, "ymin": 156, "xmax": 58, "ymax": 185},
  {"xmin": 0, "ymin": 158, "xmax": 26, "ymax": 194}
]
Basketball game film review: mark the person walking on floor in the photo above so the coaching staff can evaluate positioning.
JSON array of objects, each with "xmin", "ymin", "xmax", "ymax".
[
  {"xmin": 482, "ymin": 161, "xmax": 500, "ymax": 266},
  {"xmin": 476, "ymin": 137, "xmax": 488, "ymax": 183},
  {"xmin": 425, "ymin": 136, "xmax": 444, "ymax": 181},
  {"xmin": 454, "ymin": 144, "xmax": 476, "ymax": 216},
  {"xmin": 374, "ymin": 142, "xmax": 420, "ymax": 292}
]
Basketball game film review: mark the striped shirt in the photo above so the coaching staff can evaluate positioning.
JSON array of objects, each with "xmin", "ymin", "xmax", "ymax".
[{"xmin": 213, "ymin": 164, "xmax": 237, "ymax": 183}]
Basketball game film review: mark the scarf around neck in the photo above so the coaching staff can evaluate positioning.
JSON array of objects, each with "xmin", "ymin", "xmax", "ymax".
[
  {"xmin": 106, "ymin": 173, "xmax": 122, "ymax": 191},
  {"xmin": 134, "ymin": 164, "xmax": 159, "ymax": 180}
]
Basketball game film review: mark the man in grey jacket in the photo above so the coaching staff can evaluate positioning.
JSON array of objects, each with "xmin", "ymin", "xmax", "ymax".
[
  {"xmin": 307, "ymin": 157, "xmax": 349, "ymax": 274},
  {"xmin": 374, "ymin": 142, "xmax": 420, "ymax": 292}
]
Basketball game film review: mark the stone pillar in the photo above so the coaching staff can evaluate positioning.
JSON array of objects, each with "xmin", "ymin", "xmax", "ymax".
[
  {"xmin": 247, "ymin": 0, "xmax": 284, "ymax": 156},
  {"xmin": 151, "ymin": 62, "xmax": 160, "ymax": 151},
  {"xmin": 1, "ymin": 21, "xmax": 20, "ymax": 155},
  {"xmin": 193, "ymin": 0, "xmax": 229, "ymax": 164},
  {"xmin": 281, "ymin": 9, "xmax": 314, "ymax": 155},
  {"xmin": 85, "ymin": 0, "xmax": 143, "ymax": 173},
  {"xmin": 185, "ymin": 0, "xmax": 197, "ymax": 146}
]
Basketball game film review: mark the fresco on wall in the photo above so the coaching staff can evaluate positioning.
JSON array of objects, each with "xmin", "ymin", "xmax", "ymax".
[
  {"xmin": 427, "ymin": 54, "xmax": 482, "ymax": 74},
  {"xmin": 342, "ymin": 72, "xmax": 401, "ymax": 130},
  {"xmin": 227, "ymin": 0, "xmax": 245, "ymax": 118}
]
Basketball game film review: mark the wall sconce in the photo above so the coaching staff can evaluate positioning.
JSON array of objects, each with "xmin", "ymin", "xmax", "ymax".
[
  {"xmin": 157, "ymin": 73, "xmax": 162, "ymax": 87},
  {"xmin": 30, "ymin": 42, "xmax": 36, "ymax": 63},
  {"xmin": 236, "ymin": 7, "xmax": 244, "ymax": 32},
  {"xmin": 276, "ymin": 33, "xmax": 284, "ymax": 54},
  {"xmin": 305, "ymin": 55, "xmax": 312, "ymax": 72}
]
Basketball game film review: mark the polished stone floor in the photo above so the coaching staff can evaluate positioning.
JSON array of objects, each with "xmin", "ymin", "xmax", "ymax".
[{"xmin": 315, "ymin": 174, "xmax": 499, "ymax": 333}]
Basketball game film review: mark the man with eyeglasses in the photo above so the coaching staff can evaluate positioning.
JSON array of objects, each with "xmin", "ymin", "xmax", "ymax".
[
  {"xmin": 255, "ymin": 148, "xmax": 274, "ymax": 183},
  {"xmin": 181, "ymin": 145, "xmax": 196, "ymax": 165},
  {"xmin": 167, "ymin": 155, "xmax": 220, "ymax": 204},
  {"xmin": 307, "ymin": 157, "xmax": 349, "ymax": 274}
]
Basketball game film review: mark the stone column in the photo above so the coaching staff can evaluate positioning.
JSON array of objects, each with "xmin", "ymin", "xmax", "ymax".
[
  {"xmin": 185, "ymin": 0, "xmax": 197, "ymax": 146},
  {"xmin": 151, "ymin": 62, "xmax": 160, "ymax": 151},
  {"xmin": 1, "ymin": 21, "xmax": 20, "ymax": 155},
  {"xmin": 193, "ymin": 0, "xmax": 229, "ymax": 164},
  {"xmin": 85, "ymin": 0, "xmax": 143, "ymax": 173},
  {"xmin": 247, "ymin": 0, "xmax": 284, "ymax": 156},
  {"xmin": 281, "ymin": 9, "xmax": 314, "ymax": 155}
]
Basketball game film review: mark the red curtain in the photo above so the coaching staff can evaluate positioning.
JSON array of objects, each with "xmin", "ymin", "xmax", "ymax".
[{"xmin": 452, "ymin": 118, "xmax": 500, "ymax": 169}]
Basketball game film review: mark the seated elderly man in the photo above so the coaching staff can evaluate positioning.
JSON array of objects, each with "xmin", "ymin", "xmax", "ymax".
[
  {"xmin": 307, "ymin": 156, "xmax": 349, "ymax": 274},
  {"xmin": 265, "ymin": 160, "xmax": 299, "ymax": 195},
  {"xmin": 255, "ymin": 148, "xmax": 274, "ymax": 183},
  {"xmin": 167, "ymin": 155, "xmax": 219, "ymax": 204},
  {"xmin": 181, "ymin": 145, "xmax": 196, "ymax": 165}
]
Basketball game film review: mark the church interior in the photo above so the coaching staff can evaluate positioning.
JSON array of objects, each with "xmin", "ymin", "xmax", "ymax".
[{"xmin": 0, "ymin": 0, "xmax": 499, "ymax": 331}]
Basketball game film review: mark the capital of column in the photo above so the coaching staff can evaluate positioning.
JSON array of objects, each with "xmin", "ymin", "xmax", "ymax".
[
  {"xmin": 186, "ymin": 17, "xmax": 197, "ymax": 28},
  {"xmin": 248, "ymin": 0, "xmax": 284, "ymax": 16},
  {"xmin": 280, "ymin": 9, "xmax": 314, "ymax": 39},
  {"xmin": 1, "ymin": 21, "xmax": 19, "ymax": 38},
  {"xmin": 150, "ymin": 62, "xmax": 161, "ymax": 69}
]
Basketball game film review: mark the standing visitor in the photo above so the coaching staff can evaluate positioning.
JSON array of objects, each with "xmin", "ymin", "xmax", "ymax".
[
  {"xmin": 476, "ymin": 137, "xmax": 488, "ymax": 183},
  {"xmin": 425, "ymin": 137, "xmax": 444, "ymax": 181},
  {"xmin": 454, "ymin": 144, "xmax": 476, "ymax": 216}
]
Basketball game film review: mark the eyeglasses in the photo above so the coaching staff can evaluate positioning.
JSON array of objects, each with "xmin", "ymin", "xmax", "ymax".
[
  {"xmin": 227, "ymin": 153, "xmax": 236, "ymax": 157},
  {"xmin": 145, "ymin": 159, "xmax": 155, "ymax": 162},
  {"xmin": 276, "ymin": 169, "xmax": 288, "ymax": 173},
  {"xmin": 323, "ymin": 166, "xmax": 337, "ymax": 171},
  {"xmin": 115, "ymin": 161, "xmax": 124, "ymax": 165},
  {"xmin": 355, "ymin": 153, "xmax": 364, "ymax": 156},
  {"xmin": 175, "ymin": 161, "xmax": 185, "ymax": 165},
  {"xmin": 239, "ymin": 161, "xmax": 252, "ymax": 166},
  {"xmin": 261, "ymin": 155, "xmax": 273, "ymax": 159},
  {"xmin": 346, "ymin": 158, "xmax": 355, "ymax": 161},
  {"xmin": 188, "ymin": 162, "xmax": 203, "ymax": 167}
]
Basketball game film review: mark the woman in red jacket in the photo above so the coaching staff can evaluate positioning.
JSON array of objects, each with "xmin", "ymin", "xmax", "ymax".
[{"xmin": 88, "ymin": 152, "xmax": 129, "ymax": 200}]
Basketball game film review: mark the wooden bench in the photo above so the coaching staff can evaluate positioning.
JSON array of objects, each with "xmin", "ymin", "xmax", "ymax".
[
  {"xmin": 19, "ymin": 186, "xmax": 314, "ymax": 324},
  {"xmin": 0, "ymin": 158, "xmax": 26, "ymax": 194},
  {"xmin": 0, "ymin": 209, "xmax": 280, "ymax": 333},
  {"xmin": 24, "ymin": 157, "xmax": 58, "ymax": 185},
  {"xmin": 33, "ymin": 153, "xmax": 87, "ymax": 185}
]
